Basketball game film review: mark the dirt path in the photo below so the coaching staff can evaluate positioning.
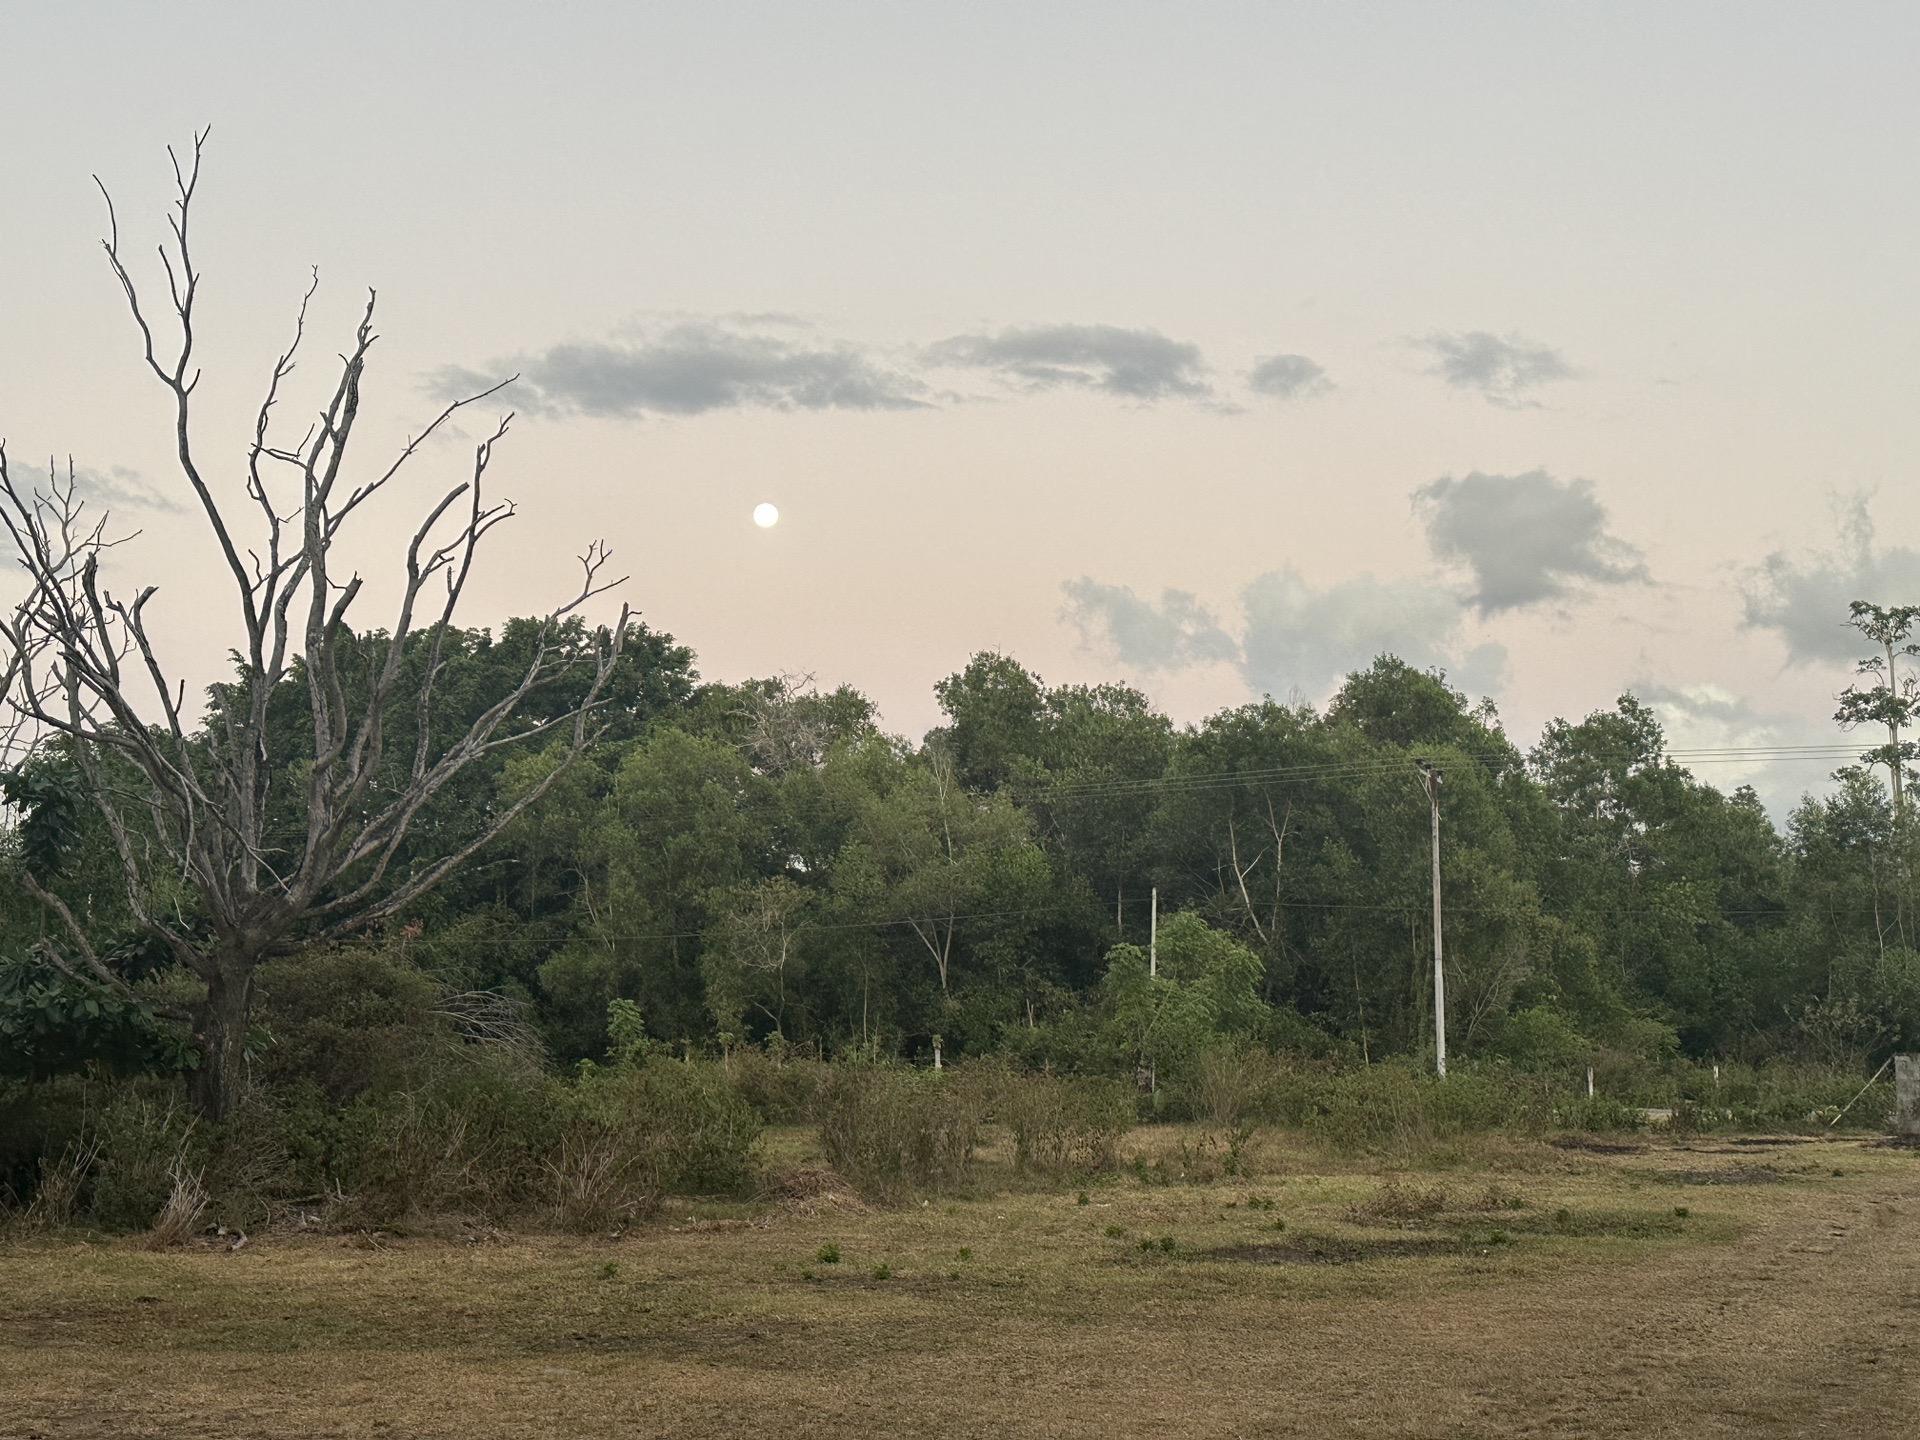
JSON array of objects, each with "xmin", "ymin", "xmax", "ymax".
[{"xmin": 7, "ymin": 1154, "xmax": 1920, "ymax": 1437}]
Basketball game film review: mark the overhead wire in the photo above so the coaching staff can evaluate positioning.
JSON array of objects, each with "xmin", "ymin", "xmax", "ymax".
[{"xmin": 1013, "ymin": 741, "xmax": 1866, "ymax": 804}]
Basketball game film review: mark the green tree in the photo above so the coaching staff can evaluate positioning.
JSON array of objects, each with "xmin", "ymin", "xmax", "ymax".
[
  {"xmin": 1100, "ymin": 912, "xmax": 1267, "ymax": 1085},
  {"xmin": 1835, "ymin": 601, "xmax": 1920, "ymax": 818}
]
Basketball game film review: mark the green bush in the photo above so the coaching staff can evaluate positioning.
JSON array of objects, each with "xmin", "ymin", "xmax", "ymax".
[
  {"xmin": 574, "ymin": 1060, "xmax": 764, "ymax": 1198},
  {"xmin": 334, "ymin": 1055, "xmax": 762, "ymax": 1230},
  {"xmin": 1496, "ymin": 1006, "xmax": 1590, "ymax": 1074},
  {"xmin": 88, "ymin": 1079, "xmax": 202, "ymax": 1231},
  {"xmin": 335, "ymin": 1061, "xmax": 557, "ymax": 1226},
  {"xmin": 1236, "ymin": 1059, "xmax": 1555, "ymax": 1150},
  {"xmin": 999, "ymin": 1071, "xmax": 1132, "ymax": 1176},
  {"xmin": 1173, "ymin": 1046, "xmax": 1298, "ymax": 1127},
  {"xmin": 253, "ymin": 946, "xmax": 447, "ymax": 1102},
  {"xmin": 721, "ymin": 1046, "xmax": 832, "ymax": 1124},
  {"xmin": 817, "ymin": 1065, "xmax": 985, "ymax": 1200}
]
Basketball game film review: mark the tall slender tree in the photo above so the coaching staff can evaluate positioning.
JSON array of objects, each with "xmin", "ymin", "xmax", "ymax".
[{"xmin": 1835, "ymin": 601, "xmax": 1920, "ymax": 819}]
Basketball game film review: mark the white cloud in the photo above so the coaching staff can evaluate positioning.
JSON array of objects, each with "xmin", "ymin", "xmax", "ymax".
[
  {"xmin": 1060, "ymin": 579, "xmax": 1239, "ymax": 672},
  {"xmin": 1064, "ymin": 565, "xmax": 1507, "ymax": 705}
]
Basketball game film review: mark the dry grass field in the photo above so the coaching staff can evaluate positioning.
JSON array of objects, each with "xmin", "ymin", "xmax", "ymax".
[{"xmin": 4, "ymin": 1126, "xmax": 1918, "ymax": 1438}]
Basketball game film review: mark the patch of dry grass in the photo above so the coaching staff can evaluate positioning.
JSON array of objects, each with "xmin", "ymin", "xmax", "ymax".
[{"xmin": 3, "ymin": 1128, "xmax": 1917, "ymax": 1438}]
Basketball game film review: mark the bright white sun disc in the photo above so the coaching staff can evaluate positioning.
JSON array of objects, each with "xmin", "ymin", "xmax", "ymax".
[{"xmin": 753, "ymin": 502, "xmax": 780, "ymax": 528}]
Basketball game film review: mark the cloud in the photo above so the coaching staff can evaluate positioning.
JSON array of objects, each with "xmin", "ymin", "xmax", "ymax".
[
  {"xmin": 1416, "ymin": 330, "xmax": 1575, "ymax": 407},
  {"xmin": 1742, "ymin": 497, "xmax": 1920, "ymax": 665},
  {"xmin": 60, "ymin": 465, "xmax": 182, "ymax": 515},
  {"xmin": 1061, "ymin": 580, "xmax": 1240, "ymax": 672},
  {"xmin": 1065, "ymin": 566, "xmax": 1506, "ymax": 704},
  {"xmin": 1416, "ymin": 470, "xmax": 1647, "ymax": 615},
  {"xmin": 1245, "ymin": 353, "xmax": 1331, "ymax": 401},
  {"xmin": 924, "ymin": 324, "xmax": 1210, "ymax": 400},
  {"xmin": 431, "ymin": 319, "xmax": 928, "ymax": 418},
  {"xmin": 1636, "ymin": 681, "xmax": 1835, "ymax": 815},
  {"xmin": 1239, "ymin": 568, "xmax": 1504, "ymax": 700},
  {"xmin": 1638, "ymin": 682, "xmax": 1782, "ymax": 756}
]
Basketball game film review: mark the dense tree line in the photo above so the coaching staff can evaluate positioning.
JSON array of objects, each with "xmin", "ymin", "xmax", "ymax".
[{"xmin": 6, "ymin": 611, "xmax": 1917, "ymax": 1091}]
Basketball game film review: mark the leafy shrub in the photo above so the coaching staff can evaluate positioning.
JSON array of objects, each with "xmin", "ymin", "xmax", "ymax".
[
  {"xmin": 88, "ymin": 1080, "xmax": 202, "ymax": 1231},
  {"xmin": 722, "ymin": 1046, "xmax": 832, "ymax": 1124},
  {"xmin": 574, "ymin": 1060, "xmax": 764, "ymax": 1198},
  {"xmin": 254, "ymin": 946, "xmax": 446, "ymax": 1102},
  {"xmin": 817, "ymin": 1065, "xmax": 985, "ymax": 1200},
  {"xmin": 999, "ymin": 1072, "xmax": 1132, "ymax": 1176},
  {"xmin": 335, "ymin": 1055, "xmax": 762, "ymax": 1230},
  {"xmin": 1100, "ymin": 916, "xmax": 1269, "ymax": 1087},
  {"xmin": 1176, "ymin": 1046, "xmax": 1296, "ymax": 1127},
  {"xmin": 1497, "ymin": 1006, "xmax": 1590, "ymax": 1073},
  {"xmin": 1242, "ymin": 1059, "xmax": 1555, "ymax": 1150},
  {"xmin": 1550, "ymin": 1095, "xmax": 1648, "ymax": 1132},
  {"xmin": 335, "ymin": 1061, "xmax": 557, "ymax": 1226}
]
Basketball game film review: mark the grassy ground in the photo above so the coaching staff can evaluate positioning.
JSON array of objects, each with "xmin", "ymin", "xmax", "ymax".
[{"xmin": 4, "ymin": 1125, "xmax": 1919, "ymax": 1437}]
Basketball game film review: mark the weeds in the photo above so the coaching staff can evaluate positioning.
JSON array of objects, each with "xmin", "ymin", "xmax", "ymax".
[
  {"xmin": 1000, "ymin": 1073, "xmax": 1131, "ymax": 1178},
  {"xmin": 146, "ymin": 1166, "xmax": 209, "ymax": 1249},
  {"xmin": 1348, "ymin": 1182, "xmax": 1450, "ymax": 1227},
  {"xmin": 21, "ymin": 1137, "xmax": 98, "ymax": 1230}
]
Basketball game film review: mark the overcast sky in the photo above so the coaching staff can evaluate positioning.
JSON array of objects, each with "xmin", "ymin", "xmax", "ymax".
[{"xmin": 7, "ymin": 2, "xmax": 1920, "ymax": 813}]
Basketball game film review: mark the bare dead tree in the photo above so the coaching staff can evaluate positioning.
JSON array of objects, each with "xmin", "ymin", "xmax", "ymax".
[{"xmin": 0, "ymin": 132, "xmax": 629, "ymax": 1118}]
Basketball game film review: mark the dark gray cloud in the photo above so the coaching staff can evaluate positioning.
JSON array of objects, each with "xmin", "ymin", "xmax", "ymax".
[
  {"xmin": 1416, "ymin": 330, "xmax": 1575, "ymax": 407},
  {"xmin": 1416, "ymin": 470, "xmax": 1647, "ymax": 615},
  {"xmin": 924, "ymin": 324, "xmax": 1210, "ymax": 400},
  {"xmin": 1743, "ymin": 498, "xmax": 1920, "ymax": 665},
  {"xmin": 431, "ymin": 320, "xmax": 928, "ymax": 418},
  {"xmin": 68, "ymin": 465, "xmax": 183, "ymax": 515},
  {"xmin": 1065, "ymin": 566, "xmax": 1506, "ymax": 703},
  {"xmin": 1060, "ymin": 580, "xmax": 1239, "ymax": 672},
  {"xmin": 1245, "ymin": 353, "xmax": 1331, "ymax": 401}
]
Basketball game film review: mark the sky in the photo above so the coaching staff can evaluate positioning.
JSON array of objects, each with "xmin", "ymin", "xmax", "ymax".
[{"xmin": 6, "ymin": 2, "xmax": 1920, "ymax": 815}]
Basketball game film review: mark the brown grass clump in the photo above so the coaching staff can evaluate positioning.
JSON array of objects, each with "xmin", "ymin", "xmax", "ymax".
[
  {"xmin": 144, "ymin": 1166, "xmax": 209, "ymax": 1249},
  {"xmin": 1346, "ymin": 1180, "xmax": 1450, "ymax": 1226},
  {"xmin": 767, "ymin": 1162, "xmax": 870, "ymax": 1216}
]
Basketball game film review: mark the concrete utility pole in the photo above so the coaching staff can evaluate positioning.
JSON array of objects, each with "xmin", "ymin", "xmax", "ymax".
[
  {"xmin": 1417, "ymin": 762, "xmax": 1447, "ymax": 1078},
  {"xmin": 1149, "ymin": 887, "xmax": 1159, "ymax": 978}
]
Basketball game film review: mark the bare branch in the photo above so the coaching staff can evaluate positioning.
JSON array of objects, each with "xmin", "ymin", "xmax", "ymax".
[{"xmin": 7, "ymin": 134, "xmax": 628, "ymax": 1117}]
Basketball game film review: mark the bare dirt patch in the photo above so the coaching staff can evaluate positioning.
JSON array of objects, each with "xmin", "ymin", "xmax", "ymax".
[
  {"xmin": 1667, "ymin": 1165, "xmax": 1787, "ymax": 1186},
  {"xmin": 1204, "ymin": 1233, "xmax": 1473, "ymax": 1265}
]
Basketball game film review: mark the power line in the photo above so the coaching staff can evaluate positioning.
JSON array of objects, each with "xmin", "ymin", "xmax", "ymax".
[
  {"xmin": 428, "ymin": 892, "xmax": 1851, "ymax": 949},
  {"xmin": 1017, "ymin": 742, "xmax": 1865, "ymax": 803}
]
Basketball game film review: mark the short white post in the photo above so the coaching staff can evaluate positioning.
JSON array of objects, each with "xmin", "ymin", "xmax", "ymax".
[{"xmin": 1149, "ymin": 887, "xmax": 1158, "ymax": 978}]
